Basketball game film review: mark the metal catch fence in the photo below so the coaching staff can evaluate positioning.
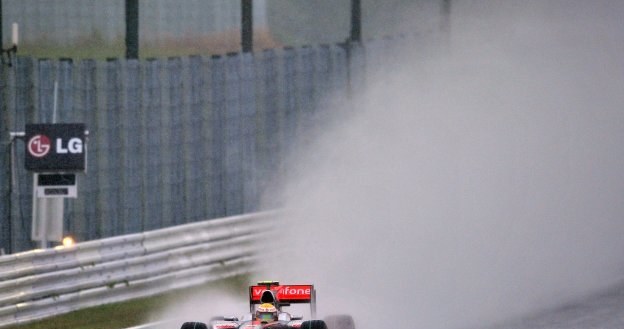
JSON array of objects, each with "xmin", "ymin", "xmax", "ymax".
[{"xmin": 0, "ymin": 35, "xmax": 426, "ymax": 254}]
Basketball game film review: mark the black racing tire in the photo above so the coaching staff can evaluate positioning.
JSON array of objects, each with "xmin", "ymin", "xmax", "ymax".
[
  {"xmin": 181, "ymin": 322, "xmax": 209, "ymax": 329},
  {"xmin": 300, "ymin": 320, "xmax": 328, "ymax": 329},
  {"xmin": 323, "ymin": 315, "xmax": 355, "ymax": 329}
]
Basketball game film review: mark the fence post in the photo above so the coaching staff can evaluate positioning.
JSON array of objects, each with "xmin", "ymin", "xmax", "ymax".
[
  {"xmin": 330, "ymin": 45, "xmax": 349, "ymax": 96},
  {"xmin": 169, "ymin": 57, "xmax": 185, "ymax": 226},
  {"xmin": 160, "ymin": 57, "xmax": 177, "ymax": 227},
  {"xmin": 347, "ymin": 42, "xmax": 365, "ymax": 96},
  {"xmin": 37, "ymin": 59, "xmax": 54, "ymax": 123},
  {"xmin": 255, "ymin": 49, "xmax": 279, "ymax": 200},
  {"xmin": 92, "ymin": 60, "xmax": 108, "ymax": 239},
  {"xmin": 73, "ymin": 59, "xmax": 98, "ymax": 241},
  {"xmin": 101, "ymin": 58, "xmax": 123, "ymax": 237},
  {"xmin": 295, "ymin": 46, "xmax": 315, "ymax": 135},
  {"xmin": 57, "ymin": 59, "xmax": 74, "ymax": 122},
  {"xmin": 350, "ymin": 0, "xmax": 362, "ymax": 43},
  {"xmin": 17, "ymin": 57, "xmax": 35, "ymax": 252},
  {"xmin": 314, "ymin": 45, "xmax": 332, "ymax": 114},
  {"xmin": 196, "ymin": 56, "xmax": 214, "ymax": 221},
  {"xmin": 0, "ymin": 59, "xmax": 9, "ymax": 254},
  {"xmin": 281, "ymin": 47, "xmax": 296, "ymax": 154},
  {"xmin": 178, "ymin": 56, "xmax": 198, "ymax": 224},
  {"xmin": 122, "ymin": 59, "xmax": 143, "ymax": 234},
  {"xmin": 185, "ymin": 56, "xmax": 207, "ymax": 222},
  {"xmin": 57, "ymin": 58, "xmax": 74, "ymax": 238},
  {"xmin": 223, "ymin": 53, "xmax": 243, "ymax": 216},
  {"xmin": 209, "ymin": 54, "xmax": 226, "ymax": 218},
  {"xmin": 240, "ymin": 52, "xmax": 257, "ymax": 212},
  {"xmin": 142, "ymin": 58, "xmax": 165, "ymax": 231}
]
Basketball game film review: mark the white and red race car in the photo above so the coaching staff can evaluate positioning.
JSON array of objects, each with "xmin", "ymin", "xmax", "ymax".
[{"xmin": 180, "ymin": 281, "xmax": 355, "ymax": 329}]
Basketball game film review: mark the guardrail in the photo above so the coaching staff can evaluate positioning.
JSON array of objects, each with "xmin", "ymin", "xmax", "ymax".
[{"xmin": 0, "ymin": 211, "xmax": 276, "ymax": 328}]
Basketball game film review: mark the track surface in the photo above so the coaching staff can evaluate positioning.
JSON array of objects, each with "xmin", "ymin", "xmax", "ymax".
[
  {"xmin": 139, "ymin": 283, "xmax": 624, "ymax": 329},
  {"xmin": 486, "ymin": 282, "xmax": 624, "ymax": 329}
]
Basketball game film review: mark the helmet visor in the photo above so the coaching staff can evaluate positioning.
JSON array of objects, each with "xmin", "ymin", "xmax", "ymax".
[{"xmin": 258, "ymin": 313, "xmax": 274, "ymax": 321}]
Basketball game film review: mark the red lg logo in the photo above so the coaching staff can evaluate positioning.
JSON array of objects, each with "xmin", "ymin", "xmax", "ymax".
[{"xmin": 27, "ymin": 134, "xmax": 51, "ymax": 157}]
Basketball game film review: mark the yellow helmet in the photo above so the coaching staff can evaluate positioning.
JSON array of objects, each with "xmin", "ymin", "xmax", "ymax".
[{"xmin": 255, "ymin": 303, "xmax": 278, "ymax": 322}]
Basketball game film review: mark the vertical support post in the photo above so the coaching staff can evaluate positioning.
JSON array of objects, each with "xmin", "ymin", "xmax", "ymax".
[
  {"xmin": 241, "ymin": 0, "xmax": 253, "ymax": 53},
  {"xmin": 125, "ymin": 0, "xmax": 139, "ymax": 59},
  {"xmin": 0, "ymin": 0, "xmax": 3, "ymax": 48},
  {"xmin": 441, "ymin": 0, "xmax": 451, "ymax": 33},
  {"xmin": 346, "ymin": 0, "xmax": 362, "ymax": 101},
  {"xmin": 349, "ymin": 0, "xmax": 361, "ymax": 43},
  {"xmin": 0, "ymin": 0, "xmax": 5, "ymax": 254},
  {"xmin": 440, "ymin": 0, "xmax": 452, "ymax": 53}
]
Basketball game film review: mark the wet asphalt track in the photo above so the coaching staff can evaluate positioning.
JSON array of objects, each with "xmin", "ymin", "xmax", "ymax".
[
  {"xmin": 484, "ymin": 282, "xmax": 624, "ymax": 329},
  {"xmin": 134, "ymin": 282, "xmax": 624, "ymax": 329}
]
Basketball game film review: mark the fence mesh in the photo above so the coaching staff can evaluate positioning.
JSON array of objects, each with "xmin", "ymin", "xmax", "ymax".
[
  {"xmin": 0, "ymin": 45, "xmax": 316, "ymax": 252},
  {"xmin": 0, "ymin": 32, "xmax": 441, "ymax": 254}
]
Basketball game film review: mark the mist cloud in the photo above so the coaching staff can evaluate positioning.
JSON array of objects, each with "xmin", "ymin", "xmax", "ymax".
[{"xmin": 259, "ymin": 1, "xmax": 624, "ymax": 329}]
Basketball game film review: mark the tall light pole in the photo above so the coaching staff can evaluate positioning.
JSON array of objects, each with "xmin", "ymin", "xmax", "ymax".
[
  {"xmin": 242, "ymin": 0, "xmax": 253, "ymax": 53},
  {"xmin": 350, "ymin": 0, "xmax": 361, "ymax": 43},
  {"xmin": 126, "ymin": 0, "xmax": 139, "ymax": 59}
]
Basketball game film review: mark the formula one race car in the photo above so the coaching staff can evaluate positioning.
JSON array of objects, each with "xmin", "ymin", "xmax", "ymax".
[{"xmin": 180, "ymin": 281, "xmax": 355, "ymax": 329}]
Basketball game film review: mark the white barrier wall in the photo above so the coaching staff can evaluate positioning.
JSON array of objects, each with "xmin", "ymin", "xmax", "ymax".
[{"xmin": 0, "ymin": 211, "xmax": 275, "ymax": 328}]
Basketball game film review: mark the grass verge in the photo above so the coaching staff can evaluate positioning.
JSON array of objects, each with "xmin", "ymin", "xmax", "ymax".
[
  {"xmin": 3, "ymin": 274, "xmax": 251, "ymax": 329},
  {"xmin": 17, "ymin": 29, "xmax": 282, "ymax": 60}
]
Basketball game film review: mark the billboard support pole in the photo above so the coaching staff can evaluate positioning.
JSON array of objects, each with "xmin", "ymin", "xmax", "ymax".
[{"xmin": 7, "ymin": 132, "xmax": 25, "ymax": 254}]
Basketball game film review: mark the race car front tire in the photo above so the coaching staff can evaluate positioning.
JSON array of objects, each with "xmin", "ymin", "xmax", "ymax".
[
  {"xmin": 300, "ymin": 320, "xmax": 328, "ymax": 329},
  {"xmin": 323, "ymin": 315, "xmax": 355, "ymax": 329},
  {"xmin": 180, "ymin": 321, "xmax": 209, "ymax": 329}
]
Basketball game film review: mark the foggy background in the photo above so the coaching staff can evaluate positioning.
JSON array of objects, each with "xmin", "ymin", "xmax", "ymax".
[
  {"xmin": 257, "ymin": 1, "xmax": 624, "ymax": 329},
  {"xmin": 155, "ymin": 1, "xmax": 624, "ymax": 328}
]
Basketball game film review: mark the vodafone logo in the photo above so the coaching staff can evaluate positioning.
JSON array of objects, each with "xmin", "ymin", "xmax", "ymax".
[
  {"xmin": 28, "ymin": 134, "xmax": 51, "ymax": 157},
  {"xmin": 250, "ymin": 285, "xmax": 312, "ymax": 301},
  {"xmin": 252, "ymin": 287, "xmax": 265, "ymax": 296}
]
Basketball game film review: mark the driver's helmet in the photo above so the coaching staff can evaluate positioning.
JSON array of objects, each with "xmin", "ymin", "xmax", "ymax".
[{"xmin": 255, "ymin": 303, "xmax": 278, "ymax": 323}]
